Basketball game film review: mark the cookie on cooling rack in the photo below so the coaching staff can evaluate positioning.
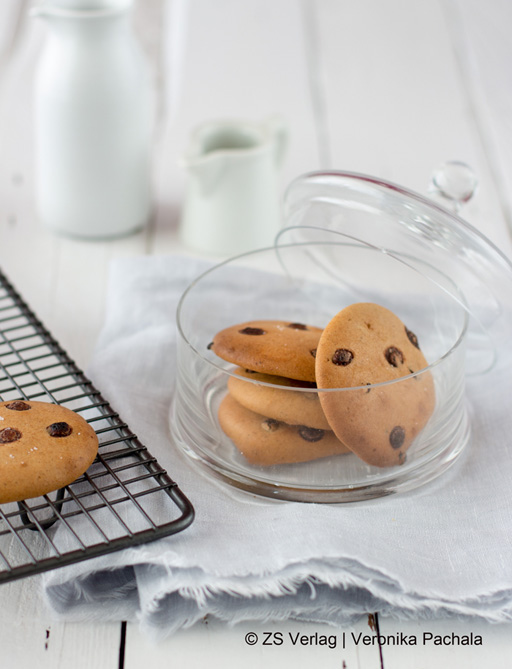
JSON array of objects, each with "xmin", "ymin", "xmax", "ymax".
[{"xmin": 0, "ymin": 400, "xmax": 99, "ymax": 504}]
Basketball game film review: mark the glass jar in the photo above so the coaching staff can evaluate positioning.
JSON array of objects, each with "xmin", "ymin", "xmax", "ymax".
[{"xmin": 171, "ymin": 172, "xmax": 512, "ymax": 502}]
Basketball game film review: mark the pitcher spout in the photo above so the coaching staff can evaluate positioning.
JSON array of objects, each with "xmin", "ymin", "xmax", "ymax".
[
  {"xmin": 181, "ymin": 116, "xmax": 288, "ymax": 195},
  {"xmin": 180, "ymin": 151, "xmax": 227, "ymax": 198}
]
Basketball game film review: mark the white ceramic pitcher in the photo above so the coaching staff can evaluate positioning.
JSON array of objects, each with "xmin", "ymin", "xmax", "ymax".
[
  {"xmin": 32, "ymin": 0, "xmax": 154, "ymax": 239},
  {"xmin": 180, "ymin": 116, "xmax": 288, "ymax": 256}
]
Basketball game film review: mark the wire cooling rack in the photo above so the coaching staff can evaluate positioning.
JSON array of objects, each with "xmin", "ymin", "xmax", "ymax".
[{"xmin": 0, "ymin": 268, "xmax": 194, "ymax": 584}]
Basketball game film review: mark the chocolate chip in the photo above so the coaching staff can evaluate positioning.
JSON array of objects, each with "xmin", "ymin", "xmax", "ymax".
[
  {"xmin": 261, "ymin": 418, "xmax": 280, "ymax": 432},
  {"xmin": 298, "ymin": 426, "xmax": 325, "ymax": 442},
  {"xmin": 405, "ymin": 327, "xmax": 419, "ymax": 349},
  {"xmin": 46, "ymin": 422, "xmax": 73, "ymax": 437},
  {"xmin": 5, "ymin": 400, "xmax": 31, "ymax": 411},
  {"xmin": 389, "ymin": 426, "xmax": 405, "ymax": 449},
  {"xmin": 332, "ymin": 348, "xmax": 353, "ymax": 366},
  {"xmin": 398, "ymin": 451, "xmax": 407, "ymax": 465},
  {"xmin": 310, "ymin": 348, "xmax": 317, "ymax": 358},
  {"xmin": 385, "ymin": 346, "xmax": 404, "ymax": 367},
  {"xmin": 239, "ymin": 327, "xmax": 266, "ymax": 336},
  {"xmin": 207, "ymin": 341, "xmax": 214, "ymax": 350},
  {"xmin": 0, "ymin": 427, "xmax": 22, "ymax": 443},
  {"xmin": 287, "ymin": 323, "xmax": 308, "ymax": 330}
]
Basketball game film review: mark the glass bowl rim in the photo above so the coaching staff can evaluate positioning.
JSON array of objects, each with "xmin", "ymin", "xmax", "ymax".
[{"xmin": 175, "ymin": 240, "xmax": 469, "ymax": 392}]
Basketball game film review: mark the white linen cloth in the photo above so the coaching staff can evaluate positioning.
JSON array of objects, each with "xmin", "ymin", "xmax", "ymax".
[{"xmin": 42, "ymin": 254, "xmax": 512, "ymax": 639}]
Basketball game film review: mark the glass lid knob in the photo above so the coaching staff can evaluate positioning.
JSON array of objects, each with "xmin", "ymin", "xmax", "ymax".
[{"xmin": 429, "ymin": 161, "xmax": 478, "ymax": 212}]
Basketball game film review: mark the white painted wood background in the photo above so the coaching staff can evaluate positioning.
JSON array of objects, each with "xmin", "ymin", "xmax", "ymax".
[{"xmin": 1, "ymin": 0, "xmax": 512, "ymax": 666}]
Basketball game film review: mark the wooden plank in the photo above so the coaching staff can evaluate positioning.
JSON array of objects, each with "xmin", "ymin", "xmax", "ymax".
[
  {"xmin": 151, "ymin": 0, "xmax": 319, "ymax": 256},
  {"xmin": 42, "ymin": 0, "xmax": 176, "ymax": 369},
  {"xmin": 48, "ymin": 0, "xmax": 168, "ymax": 369},
  {"xmin": 0, "ymin": 0, "xmax": 165, "ymax": 369},
  {"xmin": 0, "ymin": 1, "xmax": 510, "ymax": 667},
  {"xmin": 0, "ymin": 5, "xmax": 160, "ymax": 669},
  {"xmin": 124, "ymin": 617, "xmax": 383, "ymax": 669},
  {"xmin": 124, "ymin": 1, "xmax": 512, "ymax": 665},
  {"xmin": 313, "ymin": 0, "xmax": 511, "ymax": 251},
  {"xmin": 0, "ymin": 578, "xmax": 121, "ymax": 669},
  {"xmin": 377, "ymin": 617, "xmax": 512, "ymax": 668},
  {"xmin": 0, "ymin": 0, "xmax": 27, "ymax": 69},
  {"xmin": 48, "ymin": 233, "xmax": 149, "ymax": 370},
  {"xmin": 0, "ymin": 6, "xmax": 58, "ymax": 329},
  {"xmin": 444, "ymin": 0, "xmax": 512, "ymax": 235},
  {"xmin": 313, "ymin": 4, "xmax": 512, "ymax": 666}
]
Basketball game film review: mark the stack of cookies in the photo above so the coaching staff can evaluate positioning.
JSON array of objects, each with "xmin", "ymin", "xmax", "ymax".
[{"xmin": 209, "ymin": 304, "xmax": 435, "ymax": 468}]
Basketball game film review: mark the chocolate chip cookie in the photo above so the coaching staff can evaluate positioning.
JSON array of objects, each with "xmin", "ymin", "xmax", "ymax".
[
  {"xmin": 218, "ymin": 393, "xmax": 348, "ymax": 466},
  {"xmin": 209, "ymin": 320, "xmax": 322, "ymax": 382},
  {"xmin": 227, "ymin": 367, "xmax": 330, "ymax": 430},
  {"xmin": 315, "ymin": 303, "xmax": 435, "ymax": 467},
  {"xmin": 0, "ymin": 400, "xmax": 99, "ymax": 504}
]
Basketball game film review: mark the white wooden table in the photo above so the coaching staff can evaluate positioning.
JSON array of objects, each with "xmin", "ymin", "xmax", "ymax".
[{"xmin": 1, "ymin": 0, "xmax": 511, "ymax": 666}]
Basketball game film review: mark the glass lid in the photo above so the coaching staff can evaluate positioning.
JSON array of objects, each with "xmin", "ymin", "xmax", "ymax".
[{"xmin": 280, "ymin": 171, "xmax": 512, "ymax": 375}]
